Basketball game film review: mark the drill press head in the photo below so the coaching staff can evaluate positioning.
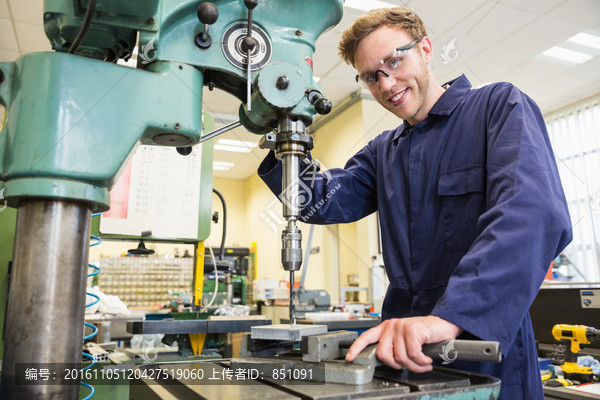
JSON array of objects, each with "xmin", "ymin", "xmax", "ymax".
[{"xmin": 1, "ymin": 0, "xmax": 342, "ymax": 211}]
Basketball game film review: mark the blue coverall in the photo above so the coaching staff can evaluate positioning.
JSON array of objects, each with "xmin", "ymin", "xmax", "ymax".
[{"xmin": 258, "ymin": 75, "xmax": 572, "ymax": 399}]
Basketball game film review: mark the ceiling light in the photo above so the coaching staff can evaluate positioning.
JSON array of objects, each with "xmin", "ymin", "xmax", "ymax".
[
  {"xmin": 567, "ymin": 32, "xmax": 600, "ymax": 50},
  {"xmin": 213, "ymin": 161, "xmax": 235, "ymax": 167},
  {"xmin": 541, "ymin": 46, "xmax": 593, "ymax": 65},
  {"xmin": 213, "ymin": 161, "xmax": 235, "ymax": 171},
  {"xmin": 344, "ymin": 0, "xmax": 396, "ymax": 12},
  {"xmin": 213, "ymin": 144, "xmax": 252, "ymax": 153},
  {"xmin": 217, "ymin": 138, "xmax": 258, "ymax": 148}
]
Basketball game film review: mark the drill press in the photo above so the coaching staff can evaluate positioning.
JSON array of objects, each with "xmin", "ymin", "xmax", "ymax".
[{"xmin": 0, "ymin": 1, "xmax": 342, "ymax": 398}]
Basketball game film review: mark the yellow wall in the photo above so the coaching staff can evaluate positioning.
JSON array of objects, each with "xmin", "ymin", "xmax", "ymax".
[
  {"xmin": 246, "ymin": 172, "xmax": 288, "ymax": 282},
  {"xmin": 207, "ymin": 177, "xmax": 249, "ymax": 249},
  {"xmin": 318, "ymin": 100, "xmax": 377, "ymax": 302}
]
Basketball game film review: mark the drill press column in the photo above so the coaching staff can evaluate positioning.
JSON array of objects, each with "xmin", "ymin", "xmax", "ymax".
[
  {"xmin": 1, "ymin": 200, "xmax": 91, "ymax": 399},
  {"xmin": 275, "ymin": 116, "xmax": 313, "ymax": 325}
]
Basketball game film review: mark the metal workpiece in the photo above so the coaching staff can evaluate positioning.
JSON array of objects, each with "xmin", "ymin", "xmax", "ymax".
[
  {"xmin": 301, "ymin": 331, "xmax": 358, "ymax": 363},
  {"xmin": 238, "ymin": 330, "xmax": 502, "ymax": 387},
  {"xmin": 239, "ymin": 333, "xmax": 298, "ymax": 358},
  {"xmin": 131, "ymin": 330, "xmax": 501, "ymax": 398},
  {"xmin": 0, "ymin": 200, "xmax": 91, "ymax": 400},
  {"xmin": 230, "ymin": 356, "xmax": 380, "ymax": 386},
  {"xmin": 250, "ymin": 324, "xmax": 327, "ymax": 341},
  {"xmin": 127, "ymin": 318, "xmax": 272, "ymax": 335}
]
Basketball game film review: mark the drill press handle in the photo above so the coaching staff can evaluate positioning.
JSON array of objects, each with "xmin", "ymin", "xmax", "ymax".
[{"xmin": 340, "ymin": 339, "xmax": 503, "ymax": 365}]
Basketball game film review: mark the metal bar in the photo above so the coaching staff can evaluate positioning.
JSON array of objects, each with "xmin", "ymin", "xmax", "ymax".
[
  {"xmin": 422, "ymin": 340, "xmax": 502, "ymax": 363},
  {"xmin": 246, "ymin": 55, "xmax": 252, "ymax": 111},
  {"xmin": 1, "ymin": 200, "xmax": 91, "ymax": 400},
  {"xmin": 127, "ymin": 319, "xmax": 272, "ymax": 335},
  {"xmin": 198, "ymin": 120, "xmax": 242, "ymax": 144},
  {"xmin": 339, "ymin": 339, "xmax": 502, "ymax": 364}
]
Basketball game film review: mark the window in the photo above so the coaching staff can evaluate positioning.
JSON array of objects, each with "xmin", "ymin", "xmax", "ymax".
[{"xmin": 546, "ymin": 100, "xmax": 600, "ymax": 282}]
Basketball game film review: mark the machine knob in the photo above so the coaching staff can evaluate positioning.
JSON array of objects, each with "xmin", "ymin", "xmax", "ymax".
[
  {"xmin": 197, "ymin": 2, "xmax": 219, "ymax": 25},
  {"xmin": 315, "ymin": 97, "xmax": 332, "ymax": 115},
  {"xmin": 244, "ymin": 0, "xmax": 258, "ymax": 10},
  {"xmin": 195, "ymin": 2, "xmax": 219, "ymax": 49},
  {"xmin": 241, "ymin": 35, "xmax": 257, "ymax": 53},
  {"xmin": 176, "ymin": 146, "xmax": 193, "ymax": 156},
  {"xmin": 307, "ymin": 90, "xmax": 332, "ymax": 115}
]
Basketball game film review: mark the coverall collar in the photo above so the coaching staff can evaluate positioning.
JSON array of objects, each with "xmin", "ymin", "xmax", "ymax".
[{"xmin": 393, "ymin": 74, "xmax": 472, "ymax": 141}]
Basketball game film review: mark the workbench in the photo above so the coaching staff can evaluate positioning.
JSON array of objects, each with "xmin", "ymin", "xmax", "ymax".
[{"xmin": 544, "ymin": 385, "xmax": 600, "ymax": 399}]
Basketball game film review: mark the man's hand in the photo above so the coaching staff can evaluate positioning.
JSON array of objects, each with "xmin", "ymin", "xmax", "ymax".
[{"xmin": 345, "ymin": 316, "xmax": 462, "ymax": 373}]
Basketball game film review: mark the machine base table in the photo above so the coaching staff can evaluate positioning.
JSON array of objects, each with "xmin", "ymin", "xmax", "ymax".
[{"xmin": 129, "ymin": 360, "xmax": 500, "ymax": 399}]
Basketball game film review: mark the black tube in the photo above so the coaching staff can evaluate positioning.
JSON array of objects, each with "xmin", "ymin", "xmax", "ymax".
[
  {"xmin": 212, "ymin": 188, "xmax": 227, "ymax": 260},
  {"xmin": 68, "ymin": 0, "xmax": 97, "ymax": 54}
]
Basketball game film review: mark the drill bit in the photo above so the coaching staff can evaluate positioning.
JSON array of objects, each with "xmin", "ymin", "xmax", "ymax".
[
  {"xmin": 282, "ymin": 219, "xmax": 301, "ymax": 326},
  {"xmin": 289, "ymin": 270, "xmax": 296, "ymax": 325}
]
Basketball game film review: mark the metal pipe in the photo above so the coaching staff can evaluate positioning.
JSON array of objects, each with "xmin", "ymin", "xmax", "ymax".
[{"xmin": 1, "ymin": 200, "xmax": 91, "ymax": 399}]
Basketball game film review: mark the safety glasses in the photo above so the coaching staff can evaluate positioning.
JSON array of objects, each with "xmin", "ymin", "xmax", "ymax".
[{"xmin": 355, "ymin": 38, "xmax": 421, "ymax": 89}]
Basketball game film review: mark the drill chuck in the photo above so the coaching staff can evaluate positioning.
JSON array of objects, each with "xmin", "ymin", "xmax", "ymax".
[{"xmin": 282, "ymin": 224, "xmax": 302, "ymax": 271}]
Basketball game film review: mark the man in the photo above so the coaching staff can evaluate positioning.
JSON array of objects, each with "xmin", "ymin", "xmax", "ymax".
[{"xmin": 258, "ymin": 8, "xmax": 572, "ymax": 399}]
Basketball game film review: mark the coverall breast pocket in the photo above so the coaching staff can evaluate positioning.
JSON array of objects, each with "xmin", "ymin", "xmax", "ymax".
[{"xmin": 437, "ymin": 165, "xmax": 486, "ymax": 252}]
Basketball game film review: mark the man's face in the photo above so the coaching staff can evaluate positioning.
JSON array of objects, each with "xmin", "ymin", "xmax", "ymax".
[{"xmin": 354, "ymin": 26, "xmax": 433, "ymax": 125}]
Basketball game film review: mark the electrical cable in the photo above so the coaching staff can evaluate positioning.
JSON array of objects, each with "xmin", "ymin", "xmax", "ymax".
[
  {"xmin": 200, "ymin": 244, "xmax": 218, "ymax": 313},
  {"xmin": 199, "ymin": 190, "xmax": 228, "ymax": 312},
  {"xmin": 212, "ymin": 189, "xmax": 227, "ymax": 260},
  {"xmin": 68, "ymin": 0, "xmax": 97, "ymax": 54}
]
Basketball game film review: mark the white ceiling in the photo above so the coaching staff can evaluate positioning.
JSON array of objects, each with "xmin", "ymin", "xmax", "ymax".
[{"xmin": 1, "ymin": 0, "xmax": 600, "ymax": 180}]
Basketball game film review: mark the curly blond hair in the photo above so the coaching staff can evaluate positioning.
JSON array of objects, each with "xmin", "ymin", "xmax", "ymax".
[{"xmin": 338, "ymin": 7, "xmax": 428, "ymax": 67}]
